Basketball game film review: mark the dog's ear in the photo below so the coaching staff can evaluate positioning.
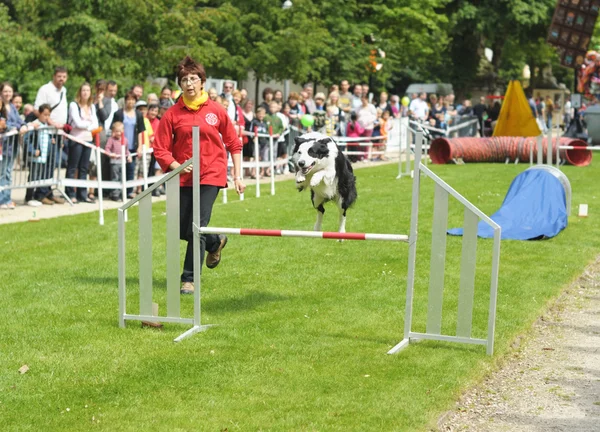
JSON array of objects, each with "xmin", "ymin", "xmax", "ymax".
[
  {"xmin": 308, "ymin": 140, "xmax": 330, "ymax": 159},
  {"xmin": 293, "ymin": 136, "xmax": 306, "ymax": 154}
]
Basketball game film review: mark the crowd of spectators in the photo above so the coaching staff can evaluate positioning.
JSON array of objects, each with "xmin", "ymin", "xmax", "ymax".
[{"xmin": 1, "ymin": 66, "xmax": 486, "ymax": 211}]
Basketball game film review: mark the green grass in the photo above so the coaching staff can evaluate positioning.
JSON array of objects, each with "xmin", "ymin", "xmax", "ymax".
[{"xmin": 2, "ymin": 161, "xmax": 600, "ymax": 431}]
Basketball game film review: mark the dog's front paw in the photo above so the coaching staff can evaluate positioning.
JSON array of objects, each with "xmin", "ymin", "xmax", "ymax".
[{"xmin": 310, "ymin": 176, "xmax": 322, "ymax": 187}]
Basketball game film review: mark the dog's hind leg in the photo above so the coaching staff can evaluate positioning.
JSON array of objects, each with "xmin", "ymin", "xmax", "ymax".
[{"xmin": 336, "ymin": 198, "xmax": 347, "ymax": 242}]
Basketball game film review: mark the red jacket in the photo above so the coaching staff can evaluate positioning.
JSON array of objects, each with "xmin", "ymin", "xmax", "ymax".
[{"xmin": 154, "ymin": 98, "xmax": 242, "ymax": 187}]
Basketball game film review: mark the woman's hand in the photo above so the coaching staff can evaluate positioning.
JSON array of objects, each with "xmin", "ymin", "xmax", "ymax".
[{"xmin": 234, "ymin": 178, "xmax": 246, "ymax": 195}]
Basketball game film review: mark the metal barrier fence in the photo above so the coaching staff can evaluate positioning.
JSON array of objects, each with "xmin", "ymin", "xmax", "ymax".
[
  {"xmin": 0, "ymin": 127, "xmax": 165, "ymax": 224},
  {"xmin": 118, "ymin": 128, "xmax": 501, "ymax": 356}
]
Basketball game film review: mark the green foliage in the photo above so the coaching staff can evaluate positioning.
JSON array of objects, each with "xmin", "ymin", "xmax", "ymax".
[{"xmin": 0, "ymin": 0, "xmax": 575, "ymax": 100}]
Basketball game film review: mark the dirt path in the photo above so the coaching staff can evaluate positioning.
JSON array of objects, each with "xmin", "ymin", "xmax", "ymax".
[{"xmin": 438, "ymin": 258, "xmax": 600, "ymax": 431}]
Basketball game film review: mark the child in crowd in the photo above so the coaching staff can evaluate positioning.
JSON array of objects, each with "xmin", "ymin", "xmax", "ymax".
[
  {"xmin": 276, "ymin": 102, "xmax": 290, "ymax": 174},
  {"xmin": 249, "ymin": 107, "xmax": 269, "ymax": 177},
  {"xmin": 325, "ymin": 105, "xmax": 339, "ymax": 137},
  {"xmin": 25, "ymin": 104, "xmax": 55, "ymax": 206},
  {"xmin": 345, "ymin": 112, "xmax": 364, "ymax": 162},
  {"xmin": 104, "ymin": 122, "xmax": 132, "ymax": 201},
  {"xmin": 372, "ymin": 109, "xmax": 391, "ymax": 161}
]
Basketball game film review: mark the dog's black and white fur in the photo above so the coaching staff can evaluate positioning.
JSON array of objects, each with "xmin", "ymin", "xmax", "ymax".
[{"xmin": 292, "ymin": 132, "xmax": 357, "ymax": 233}]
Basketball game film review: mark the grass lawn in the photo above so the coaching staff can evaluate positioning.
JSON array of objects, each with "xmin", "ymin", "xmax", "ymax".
[{"xmin": 2, "ymin": 161, "xmax": 599, "ymax": 431}]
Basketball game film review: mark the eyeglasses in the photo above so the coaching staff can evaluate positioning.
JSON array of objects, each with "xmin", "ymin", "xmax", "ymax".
[
  {"xmin": 224, "ymin": 85, "xmax": 233, "ymax": 89},
  {"xmin": 180, "ymin": 77, "xmax": 201, "ymax": 86}
]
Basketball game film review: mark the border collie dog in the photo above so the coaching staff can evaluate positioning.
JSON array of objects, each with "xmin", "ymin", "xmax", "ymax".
[{"xmin": 292, "ymin": 132, "xmax": 357, "ymax": 233}]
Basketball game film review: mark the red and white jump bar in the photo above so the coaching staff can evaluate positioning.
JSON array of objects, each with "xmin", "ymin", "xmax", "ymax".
[{"xmin": 199, "ymin": 227, "xmax": 409, "ymax": 242}]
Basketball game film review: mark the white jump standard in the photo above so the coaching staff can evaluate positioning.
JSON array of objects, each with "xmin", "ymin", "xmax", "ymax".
[{"xmin": 118, "ymin": 128, "xmax": 501, "ymax": 356}]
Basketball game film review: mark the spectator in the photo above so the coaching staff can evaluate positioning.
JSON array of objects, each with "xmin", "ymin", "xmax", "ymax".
[
  {"xmin": 356, "ymin": 95, "xmax": 377, "ymax": 137},
  {"xmin": 34, "ymin": 66, "xmax": 68, "ymax": 129},
  {"xmin": 1, "ymin": 82, "xmax": 26, "ymax": 133},
  {"xmin": 473, "ymin": 96, "xmax": 488, "ymax": 135},
  {"xmin": 303, "ymin": 84, "xmax": 316, "ymax": 114},
  {"xmin": 250, "ymin": 107, "xmax": 269, "ymax": 176},
  {"xmin": 390, "ymin": 94, "xmax": 401, "ymax": 118},
  {"xmin": 564, "ymin": 97, "xmax": 573, "ymax": 128},
  {"xmin": 208, "ymin": 87, "xmax": 219, "ymax": 101},
  {"xmin": 65, "ymin": 82, "xmax": 98, "ymax": 203},
  {"xmin": 111, "ymin": 90, "xmax": 145, "ymax": 198},
  {"xmin": 11, "ymin": 93, "xmax": 24, "ymax": 120},
  {"xmin": 326, "ymin": 91, "xmax": 341, "ymax": 134},
  {"xmin": 231, "ymin": 90, "xmax": 245, "ymax": 136},
  {"xmin": 158, "ymin": 99, "xmax": 171, "ymax": 118},
  {"xmin": 273, "ymin": 89, "xmax": 284, "ymax": 104},
  {"xmin": 146, "ymin": 103, "xmax": 164, "ymax": 196},
  {"xmin": 221, "ymin": 80, "xmax": 236, "ymax": 120},
  {"xmin": 146, "ymin": 93, "xmax": 159, "ymax": 105},
  {"xmin": 24, "ymin": 104, "xmax": 55, "ymax": 206},
  {"xmin": 351, "ymin": 84, "xmax": 362, "ymax": 113},
  {"xmin": 23, "ymin": 104, "xmax": 35, "ymax": 122},
  {"xmin": 266, "ymin": 101, "xmax": 284, "ymax": 176},
  {"xmin": 409, "ymin": 92, "xmax": 429, "ymax": 121},
  {"xmin": 377, "ymin": 91, "xmax": 393, "ymax": 116},
  {"xmin": 545, "ymin": 95, "xmax": 554, "ymax": 129},
  {"xmin": 459, "ymin": 99, "xmax": 473, "ymax": 116},
  {"xmin": 314, "ymin": 92, "xmax": 326, "ymax": 111},
  {"xmin": 276, "ymin": 102, "xmax": 290, "ymax": 173},
  {"xmin": 329, "ymin": 84, "xmax": 339, "ymax": 94},
  {"xmin": 242, "ymin": 99, "xmax": 255, "ymax": 177},
  {"xmin": 260, "ymin": 87, "xmax": 274, "ymax": 112},
  {"xmin": 345, "ymin": 112, "xmax": 364, "ymax": 162},
  {"xmin": 299, "ymin": 91, "xmax": 309, "ymax": 114},
  {"xmin": 240, "ymin": 88, "xmax": 248, "ymax": 104},
  {"xmin": 104, "ymin": 80, "xmax": 119, "ymax": 131},
  {"xmin": 104, "ymin": 121, "xmax": 132, "ymax": 201},
  {"xmin": 33, "ymin": 68, "xmax": 69, "ymax": 204},
  {"xmin": 373, "ymin": 109, "xmax": 391, "ymax": 161},
  {"xmin": 428, "ymin": 94, "xmax": 446, "ymax": 128},
  {"xmin": 118, "ymin": 84, "xmax": 143, "ymax": 109},
  {"xmin": 159, "ymin": 86, "xmax": 173, "ymax": 107},
  {"xmin": 361, "ymin": 83, "xmax": 370, "ymax": 102},
  {"xmin": 133, "ymin": 100, "xmax": 153, "ymax": 194},
  {"xmin": 287, "ymin": 92, "xmax": 302, "ymax": 126},
  {"xmin": 0, "ymin": 88, "xmax": 22, "ymax": 209},
  {"xmin": 445, "ymin": 93, "xmax": 457, "ymax": 117},
  {"xmin": 338, "ymin": 80, "xmax": 352, "ymax": 135}
]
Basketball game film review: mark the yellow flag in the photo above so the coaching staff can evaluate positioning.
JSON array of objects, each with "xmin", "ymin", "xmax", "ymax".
[{"xmin": 493, "ymin": 80, "xmax": 541, "ymax": 137}]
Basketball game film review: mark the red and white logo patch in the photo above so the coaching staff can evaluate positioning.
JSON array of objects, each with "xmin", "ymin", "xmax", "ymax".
[{"xmin": 205, "ymin": 113, "xmax": 218, "ymax": 126}]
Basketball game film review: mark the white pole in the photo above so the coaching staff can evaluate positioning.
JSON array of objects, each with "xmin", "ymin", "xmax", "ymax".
[
  {"xmin": 239, "ymin": 135, "xmax": 244, "ymax": 201},
  {"xmin": 269, "ymin": 127, "xmax": 275, "ymax": 196},
  {"xmin": 222, "ymin": 179, "xmax": 228, "ymax": 204},
  {"xmin": 121, "ymin": 143, "xmax": 128, "ymax": 222},
  {"xmin": 96, "ymin": 145, "xmax": 104, "ymax": 226},
  {"xmin": 254, "ymin": 128, "xmax": 260, "ymax": 198},
  {"xmin": 537, "ymin": 135, "xmax": 543, "ymax": 165},
  {"xmin": 547, "ymin": 127, "xmax": 553, "ymax": 165},
  {"xmin": 142, "ymin": 146, "xmax": 148, "ymax": 190}
]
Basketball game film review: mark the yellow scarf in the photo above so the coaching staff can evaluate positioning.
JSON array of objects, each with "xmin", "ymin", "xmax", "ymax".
[{"xmin": 182, "ymin": 90, "xmax": 208, "ymax": 111}]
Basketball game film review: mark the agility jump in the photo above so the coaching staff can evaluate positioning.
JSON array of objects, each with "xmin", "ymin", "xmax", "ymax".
[{"xmin": 118, "ymin": 127, "xmax": 501, "ymax": 355}]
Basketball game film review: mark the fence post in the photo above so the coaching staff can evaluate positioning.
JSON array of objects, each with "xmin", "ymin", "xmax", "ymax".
[
  {"xmin": 95, "ymin": 134, "xmax": 104, "ymax": 226},
  {"xmin": 269, "ymin": 125, "xmax": 275, "ymax": 196},
  {"xmin": 254, "ymin": 126, "xmax": 260, "ymax": 198}
]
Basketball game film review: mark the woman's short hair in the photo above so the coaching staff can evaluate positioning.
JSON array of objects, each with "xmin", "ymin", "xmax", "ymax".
[
  {"xmin": 262, "ymin": 87, "xmax": 274, "ymax": 99},
  {"xmin": 288, "ymin": 92, "xmax": 300, "ymax": 101},
  {"xmin": 177, "ymin": 56, "xmax": 206, "ymax": 84},
  {"xmin": 125, "ymin": 90, "xmax": 138, "ymax": 102}
]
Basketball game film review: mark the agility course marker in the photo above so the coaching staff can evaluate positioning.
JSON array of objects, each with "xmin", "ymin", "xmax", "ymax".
[
  {"xmin": 118, "ymin": 128, "xmax": 501, "ymax": 355},
  {"xmin": 200, "ymin": 227, "xmax": 408, "ymax": 242}
]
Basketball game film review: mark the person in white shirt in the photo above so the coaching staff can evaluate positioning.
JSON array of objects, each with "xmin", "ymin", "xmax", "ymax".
[
  {"xmin": 221, "ymin": 80, "xmax": 237, "ymax": 121},
  {"xmin": 409, "ymin": 92, "xmax": 429, "ymax": 121},
  {"xmin": 34, "ymin": 66, "xmax": 68, "ymax": 128}
]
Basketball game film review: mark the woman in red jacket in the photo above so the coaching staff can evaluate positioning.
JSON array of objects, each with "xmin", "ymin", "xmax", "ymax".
[{"xmin": 154, "ymin": 56, "xmax": 246, "ymax": 295}]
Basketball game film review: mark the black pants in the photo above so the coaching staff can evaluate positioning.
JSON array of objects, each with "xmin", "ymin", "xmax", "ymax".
[
  {"xmin": 65, "ymin": 141, "xmax": 92, "ymax": 200},
  {"xmin": 126, "ymin": 155, "xmax": 136, "ymax": 196},
  {"xmin": 180, "ymin": 185, "xmax": 221, "ymax": 282}
]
